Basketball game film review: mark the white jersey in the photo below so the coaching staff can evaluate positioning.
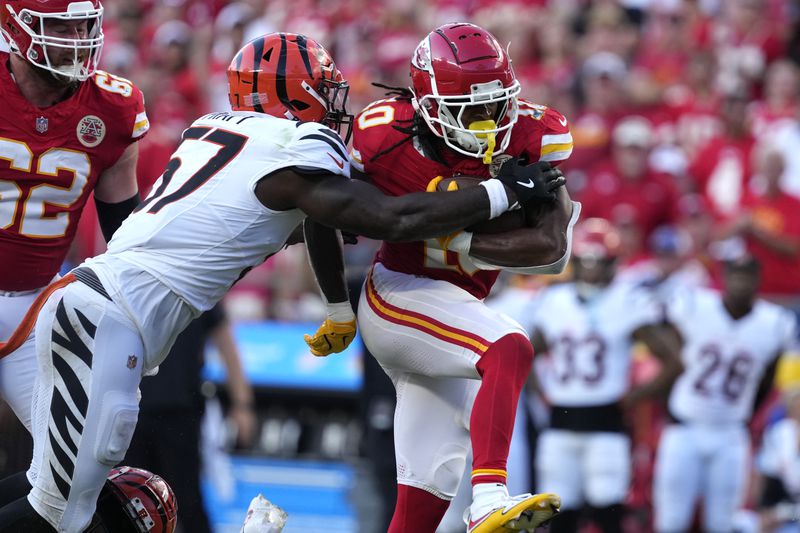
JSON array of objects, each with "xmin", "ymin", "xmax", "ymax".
[
  {"xmin": 526, "ymin": 281, "xmax": 663, "ymax": 407},
  {"xmin": 88, "ymin": 110, "xmax": 349, "ymax": 313},
  {"xmin": 82, "ymin": 111, "xmax": 349, "ymax": 366},
  {"xmin": 667, "ymin": 289, "xmax": 797, "ymax": 425}
]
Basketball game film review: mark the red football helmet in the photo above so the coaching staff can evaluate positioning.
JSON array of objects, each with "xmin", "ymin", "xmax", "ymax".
[
  {"xmin": 410, "ymin": 23, "xmax": 521, "ymax": 162},
  {"xmin": 0, "ymin": 0, "xmax": 104, "ymax": 81},
  {"xmin": 572, "ymin": 218, "xmax": 622, "ymax": 261},
  {"xmin": 228, "ymin": 33, "xmax": 353, "ymax": 142},
  {"xmin": 93, "ymin": 466, "xmax": 178, "ymax": 533},
  {"xmin": 572, "ymin": 219, "xmax": 622, "ymax": 293}
]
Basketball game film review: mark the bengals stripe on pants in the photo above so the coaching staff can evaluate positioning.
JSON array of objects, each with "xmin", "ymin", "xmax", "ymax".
[
  {"xmin": 365, "ymin": 270, "xmax": 491, "ymax": 357},
  {"xmin": 47, "ymin": 300, "xmax": 96, "ymax": 499}
]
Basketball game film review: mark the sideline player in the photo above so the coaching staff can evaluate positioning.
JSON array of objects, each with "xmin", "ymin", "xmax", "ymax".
[
  {"xmin": 526, "ymin": 219, "xmax": 682, "ymax": 533},
  {"xmin": 0, "ymin": 0, "xmax": 147, "ymax": 508},
  {"xmin": 653, "ymin": 255, "xmax": 798, "ymax": 532},
  {"xmin": 0, "ymin": 32, "xmax": 563, "ymax": 532},
  {"xmin": 352, "ymin": 22, "xmax": 580, "ymax": 533}
]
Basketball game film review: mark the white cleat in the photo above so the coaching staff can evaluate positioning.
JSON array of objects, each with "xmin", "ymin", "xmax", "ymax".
[{"xmin": 464, "ymin": 492, "xmax": 561, "ymax": 533}]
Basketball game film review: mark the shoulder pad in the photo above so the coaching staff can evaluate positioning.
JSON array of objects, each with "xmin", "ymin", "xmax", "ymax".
[{"xmin": 352, "ymin": 99, "xmax": 415, "ymax": 170}]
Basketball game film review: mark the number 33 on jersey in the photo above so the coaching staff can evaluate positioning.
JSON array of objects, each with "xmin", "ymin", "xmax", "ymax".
[{"xmin": 0, "ymin": 53, "xmax": 148, "ymax": 291}]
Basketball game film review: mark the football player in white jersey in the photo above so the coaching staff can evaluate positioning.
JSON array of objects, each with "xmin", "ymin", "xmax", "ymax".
[
  {"xmin": 0, "ymin": 32, "xmax": 566, "ymax": 532},
  {"xmin": 523, "ymin": 219, "xmax": 682, "ymax": 533},
  {"xmin": 653, "ymin": 255, "xmax": 798, "ymax": 533}
]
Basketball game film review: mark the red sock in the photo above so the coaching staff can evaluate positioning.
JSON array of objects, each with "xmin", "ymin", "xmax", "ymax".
[
  {"xmin": 470, "ymin": 333, "xmax": 534, "ymax": 486},
  {"xmin": 387, "ymin": 484, "xmax": 451, "ymax": 533}
]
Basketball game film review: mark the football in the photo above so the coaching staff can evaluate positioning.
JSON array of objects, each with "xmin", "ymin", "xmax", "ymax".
[{"xmin": 436, "ymin": 175, "xmax": 527, "ymax": 234}]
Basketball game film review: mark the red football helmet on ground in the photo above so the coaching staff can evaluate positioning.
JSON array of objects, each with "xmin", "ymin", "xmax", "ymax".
[
  {"xmin": 410, "ymin": 22, "xmax": 521, "ymax": 161},
  {"xmin": 0, "ymin": 0, "xmax": 104, "ymax": 81},
  {"xmin": 227, "ymin": 32, "xmax": 354, "ymax": 142},
  {"xmin": 93, "ymin": 466, "xmax": 178, "ymax": 533}
]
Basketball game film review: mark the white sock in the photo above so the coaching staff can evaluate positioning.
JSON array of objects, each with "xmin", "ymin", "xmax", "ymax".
[{"xmin": 471, "ymin": 482, "xmax": 508, "ymax": 516}]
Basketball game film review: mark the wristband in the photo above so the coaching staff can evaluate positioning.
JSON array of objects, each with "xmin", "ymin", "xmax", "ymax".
[
  {"xmin": 479, "ymin": 180, "xmax": 510, "ymax": 219},
  {"xmin": 325, "ymin": 301, "xmax": 356, "ymax": 323}
]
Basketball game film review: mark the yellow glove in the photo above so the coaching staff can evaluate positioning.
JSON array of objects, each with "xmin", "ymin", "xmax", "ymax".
[
  {"xmin": 426, "ymin": 175, "xmax": 460, "ymax": 192},
  {"xmin": 303, "ymin": 319, "xmax": 357, "ymax": 357}
]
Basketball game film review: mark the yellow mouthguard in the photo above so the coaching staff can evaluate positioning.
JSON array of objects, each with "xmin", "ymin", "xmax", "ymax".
[{"xmin": 469, "ymin": 120, "xmax": 497, "ymax": 164}]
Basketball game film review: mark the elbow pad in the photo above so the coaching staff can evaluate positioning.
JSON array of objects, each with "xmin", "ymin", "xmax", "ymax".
[{"xmin": 469, "ymin": 201, "xmax": 581, "ymax": 275}]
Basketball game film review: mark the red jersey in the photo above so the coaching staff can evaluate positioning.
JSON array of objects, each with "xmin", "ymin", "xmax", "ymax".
[
  {"xmin": 741, "ymin": 192, "xmax": 800, "ymax": 296},
  {"xmin": 0, "ymin": 52, "xmax": 149, "ymax": 291},
  {"xmin": 352, "ymin": 97, "xmax": 571, "ymax": 299},
  {"xmin": 580, "ymin": 159, "xmax": 680, "ymax": 242},
  {"xmin": 688, "ymin": 134, "xmax": 755, "ymax": 218}
]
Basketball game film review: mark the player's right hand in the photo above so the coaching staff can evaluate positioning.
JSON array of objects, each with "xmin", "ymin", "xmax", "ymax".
[
  {"xmin": 303, "ymin": 319, "xmax": 357, "ymax": 357},
  {"xmin": 494, "ymin": 157, "xmax": 565, "ymax": 204}
]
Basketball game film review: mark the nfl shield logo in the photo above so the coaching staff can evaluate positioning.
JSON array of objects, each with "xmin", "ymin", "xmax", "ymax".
[
  {"xmin": 35, "ymin": 116, "xmax": 48, "ymax": 134},
  {"xmin": 126, "ymin": 355, "xmax": 138, "ymax": 369}
]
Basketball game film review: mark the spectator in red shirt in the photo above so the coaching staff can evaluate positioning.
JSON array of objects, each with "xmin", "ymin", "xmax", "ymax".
[
  {"xmin": 580, "ymin": 115, "xmax": 681, "ymax": 250},
  {"xmin": 688, "ymin": 89, "xmax": 756, "ymax": 217},
  {"xmin": 661, "ymin": 51, "xmax": 723, "ymax": 166},
  {"xmin": 719, "ymin": 145, "xmax": 800, "ymax": 298},
  {"xmin": 566, "ymin": 51, "xmax": 632, "ymax": 191},
  {"xmin": 750, "ymin": 59, "xmax": 800, "ymax": 138}
]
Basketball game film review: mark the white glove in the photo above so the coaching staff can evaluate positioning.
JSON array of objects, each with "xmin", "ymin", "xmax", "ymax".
[{"xmin": 240, "ymin": 494, "xmax": 288, "ymax": 533}]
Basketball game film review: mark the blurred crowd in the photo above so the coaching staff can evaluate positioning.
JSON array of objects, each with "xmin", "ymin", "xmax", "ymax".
[{"xmin": 66, "ymin": 0, "xmax": 800, "ymax": 323}]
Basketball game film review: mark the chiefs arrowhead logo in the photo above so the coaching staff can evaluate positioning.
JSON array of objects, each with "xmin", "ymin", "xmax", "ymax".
[{"xmin": 77, "ymin": 115, "xmax": 106, "ymax": 148}]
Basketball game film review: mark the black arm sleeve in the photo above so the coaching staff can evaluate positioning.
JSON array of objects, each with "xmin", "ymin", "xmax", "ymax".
[{"xmin": 95, "ymin": 193, "xmax": 140, "ymax": 242}]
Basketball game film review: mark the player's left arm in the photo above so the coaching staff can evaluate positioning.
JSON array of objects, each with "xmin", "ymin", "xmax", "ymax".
[
  {"xmin": 93, "ymin": 142, "xmax": 141, "ymax": 242},
  {"xmin": 440, "ymin": 105, "xmax": 579, "ymax": 271},
  {"xmin": 302, "ymin": 217, "xmax": 356, "ymax": 357},
  {"xmin": 622, "ymin": 322, "xmax": 684, "ymax": 408},
  {"xmin": 467, "ymin": 187, "xmax": 578, "ymax": 268}
]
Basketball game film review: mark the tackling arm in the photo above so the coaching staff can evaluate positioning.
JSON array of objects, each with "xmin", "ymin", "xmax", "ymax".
[{"xmin": 256, "ymin": 168, "xmax": 508, "ymax": 242}]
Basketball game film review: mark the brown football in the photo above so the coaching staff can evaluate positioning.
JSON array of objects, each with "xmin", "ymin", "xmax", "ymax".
[{"xmin": 436, "ymin": 176, "xmax": 526, "ymax": 234}]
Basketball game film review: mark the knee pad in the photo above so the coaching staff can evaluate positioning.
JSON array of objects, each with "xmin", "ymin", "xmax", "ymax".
[
  {"xmin": 94, "ymin": 392, "xmax": 139, "ymax": 465},
  {"xmin": 402, "ymin": 442, "xmax": 468, "ymax": 500}
]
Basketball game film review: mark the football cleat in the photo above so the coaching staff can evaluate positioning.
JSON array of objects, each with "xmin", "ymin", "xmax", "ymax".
[{"xmin": 464, "ymin": 492, "xmax": 560, "ymax": 533}]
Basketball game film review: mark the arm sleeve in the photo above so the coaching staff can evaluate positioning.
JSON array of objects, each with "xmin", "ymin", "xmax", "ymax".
[{"xmin": 95, "ymin": 192, "xmax": 140, "ymax": 242}]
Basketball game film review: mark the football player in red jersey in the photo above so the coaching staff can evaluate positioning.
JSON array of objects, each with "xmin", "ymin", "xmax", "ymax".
[
  {"xmin": 352, "ymin": 23, "xmax": 581, "ymax": 533},
  {"xmin": 0, "ymin": 29, "xmax": 563, "ymax": 532},
  {"xmin": 0, "ymin": 0, "xmax": 147, "ymax": 526}
]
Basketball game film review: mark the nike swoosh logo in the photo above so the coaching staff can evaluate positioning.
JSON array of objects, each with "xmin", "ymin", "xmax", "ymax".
[
  {"xmin": 558, "ymin": 116, "xmax": 568, "ymax": 127},
  {"xmin": 327, "ymin": 153, "xmax": 344, "ymax": 169},
  {"xmin": 516, "ymin": 179, "xmax": 535, "ymax": 188}
]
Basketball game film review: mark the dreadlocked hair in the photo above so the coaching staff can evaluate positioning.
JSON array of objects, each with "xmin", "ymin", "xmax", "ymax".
[{"xmin": 368, "ymin": 82, "xmax": 440, "ymax": 163}]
